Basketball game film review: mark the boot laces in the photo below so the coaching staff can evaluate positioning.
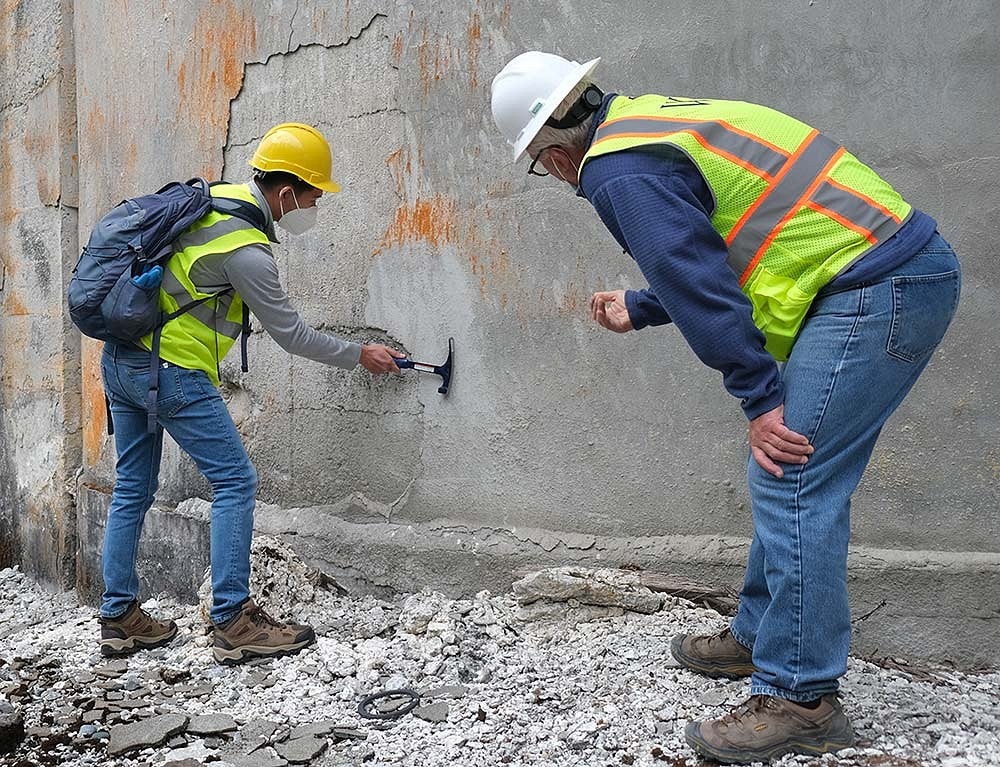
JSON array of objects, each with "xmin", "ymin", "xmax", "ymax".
[
  {"xmin": 720, "ymin": 695, "xmax": 775, "ymax": 726},
  {"xmin": 247, "ymin": 604, "xmax": 286, "ymax": 629}
]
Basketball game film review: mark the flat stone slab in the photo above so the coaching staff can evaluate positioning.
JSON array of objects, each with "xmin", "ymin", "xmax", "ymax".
[
  {"xmin": 331, "ymin": 727, "xmax": 367, "ymax": 741},
  {"xmin": 188, "ymin": 712, "xmax": 238, "ymax": 735},
  {"xmin": 108, "ymin": 713, "xmax": 189, "ymax": 755},
  {"xmin": 227, "ymin": 750, "xmax": 289, "ymax": 767},
  {"xmin": 275, "ymin": 735, "xmax": 328, "ymax": 764},
  {"xmin": 289, "ymin": 719, "xmax": 341, "ymax": 739},
  {"xmin": 413, "ymin": 702, "xmax": 449, "ymax": 723}
]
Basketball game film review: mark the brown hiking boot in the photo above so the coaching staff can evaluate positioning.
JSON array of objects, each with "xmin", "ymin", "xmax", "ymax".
[
  {"xmin": 99, "ymin": 602, "xmax": 178, "ymax": 656},
  {"xmin": 671, "ymin": 627, "xmax": 756, "ymax": 679},
  {"xmin": 212, "ymin": 599, "xmax": 315, "ymax": 665},
  {"xmin": 685, "ymin": 694, "xmax": 855, "ymax": 763}
]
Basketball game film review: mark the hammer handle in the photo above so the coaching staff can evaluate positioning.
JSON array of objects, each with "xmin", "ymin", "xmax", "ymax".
[{"xmin": 395, "ymin": 358, "xmax": 438, "ymax": 374}]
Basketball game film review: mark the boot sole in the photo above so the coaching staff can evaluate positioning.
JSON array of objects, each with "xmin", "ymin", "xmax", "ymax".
[
  {"xmin": 100, "ymin": 625, "xmax": 178, "ymax": 656},
  {"xmin": 670, "ymin": 635, "xmax": 756, "ymax": 679},
  {"xmin": 213, "ymin": 636, "xmax": 315, "ymax": 666},
  {"xmin": 684, "ymin": 720, "xmax": 855, "ymax": 763}
]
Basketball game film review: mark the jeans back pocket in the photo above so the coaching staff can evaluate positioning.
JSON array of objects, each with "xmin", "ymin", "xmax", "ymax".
[{"xmin": 887, "ymin": 269, "xmax": 961, "ymax": 363}]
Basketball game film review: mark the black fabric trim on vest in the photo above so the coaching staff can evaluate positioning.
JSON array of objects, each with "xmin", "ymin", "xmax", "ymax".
[{"xmin": 208, "ymin": 183, "xmax": 269, "ymax": 232}]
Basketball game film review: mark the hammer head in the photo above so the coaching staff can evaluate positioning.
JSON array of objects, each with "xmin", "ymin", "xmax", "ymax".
[{"xmin": 436, "ymin": 337, "xmax": 455, "ymax": 395}]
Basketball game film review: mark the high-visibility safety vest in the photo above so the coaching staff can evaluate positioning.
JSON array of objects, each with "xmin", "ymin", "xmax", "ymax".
[
  {"xmin": 579, "ymin": 95, "xmax": 913, "ymax": 360},
  {"xmin": 139, "ymin": 184, "xmax": 270, "ymax": 384}
]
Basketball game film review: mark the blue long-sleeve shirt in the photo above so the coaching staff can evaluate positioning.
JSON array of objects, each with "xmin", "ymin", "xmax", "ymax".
[{"xmin": 577, "ymin": 93, "xmax": 937, "ymax": 420}]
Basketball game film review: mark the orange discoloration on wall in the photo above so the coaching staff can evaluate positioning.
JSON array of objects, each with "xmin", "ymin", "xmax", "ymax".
[
  {"xmin": 3, "ymin": 291, "xmax": 28, "ymax": 316},
  {"xmin": 379, "ymin": 195, "xmax": 458, "ymax": 251},
  {"xmin": 391, "ymin": 32, "xmax": 404, "ymax": 66},
  {"xmin": 0, "ymin": 124, "xmax": 14, "ymax": 230},
  {"xmin": 84, "ymin": 106, "xmax": 107, "ymax": 148},
  {"xmin": 175, "ymin": 0, "xmax": 259, "ymax": 152},
  {"xmin": 82, "ymin": 343, "xmax": 106, "ymax": 466},
  {"xmin": 123, "ymin": 142, "xmax": 138, "ymax": 180},
  {"xmin": 466, "ymin": 12, "xmax": 482, "ymax": 89}
]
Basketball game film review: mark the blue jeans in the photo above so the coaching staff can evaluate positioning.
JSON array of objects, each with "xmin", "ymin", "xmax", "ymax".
[
  {"xmin": 99, "ymin": 344, "xmax": 257, "ymax": 624},
  {"xmin": 729, "ymin": 233, "xmax": 961, "ymax": 702}
]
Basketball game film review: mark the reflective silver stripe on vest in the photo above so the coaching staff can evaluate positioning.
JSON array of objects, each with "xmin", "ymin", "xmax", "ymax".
[
  {"xmin": 174, "ymin": 214, "xmax": 258, "ymax": 250},
  {"xmin": 809, "ymin": 181, "xmax": 906, "ymax": 243},
  {"xmin": 160, "ymin": 269, "xmax": 243, "ymax": 338},
  {"xmin": 592, "ymin": 118, "xmax": 789, "ymax": 179},
  {"xmin": 726, "ymin": 132, "xmax": 842, "ymax": 282}
]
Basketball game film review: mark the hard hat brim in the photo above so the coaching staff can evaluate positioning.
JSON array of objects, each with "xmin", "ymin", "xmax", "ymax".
[
  {"xmin": 512, "ymin": 57, "xmax": 601, "ymax": 162},
  {"xmin": 315, "ymin": 178, "xmax": 341, "ymax": 194}
]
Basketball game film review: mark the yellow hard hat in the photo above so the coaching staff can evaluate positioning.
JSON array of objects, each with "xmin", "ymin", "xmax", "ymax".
[{"xmin": 250, "ymin": 123, "xmax": 341, "ymax": 193}]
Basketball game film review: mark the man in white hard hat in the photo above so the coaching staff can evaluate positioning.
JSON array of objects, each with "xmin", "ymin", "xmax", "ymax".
[{"xmin": 490, "ymin": 52, "xmax": 960, "ymax": 762}]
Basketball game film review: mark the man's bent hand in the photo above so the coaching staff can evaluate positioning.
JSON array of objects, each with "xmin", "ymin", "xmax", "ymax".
[
  {"xmin": 749, "ymin": 405, "xmax": 813, "ymax": 479},
  {"xmin": 589, "ymin": 289, "xmax": 634, "ymax": 333},
  {"xmin": 360, "ymin": 344, "xmax": 405, "ymax": 374}
]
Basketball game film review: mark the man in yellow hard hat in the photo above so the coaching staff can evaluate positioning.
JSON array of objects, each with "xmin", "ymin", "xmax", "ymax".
[
  {"xmin": 491, "ymin": 52, "xmax": 960, "ymax": 762},
  {"xmin": 98, "ymin": 123, "xmax": 404, "ymax": 665}
]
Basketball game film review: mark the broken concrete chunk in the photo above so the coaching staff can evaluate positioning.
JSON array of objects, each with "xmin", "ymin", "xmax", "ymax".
[
  {"xmin": 274, "ymin": 735, "xmax": 328, "ymax": 763},
  {"xmin": 187, "ymin": 712, "xmax": 238, "ymax": 735},
  {"xmin": 413, "ymin": 702, "xmax": 449, "ymax": 723},
  {"xmin": 226, "ymin": 751, "xmax": 289, "ymax": 767},
  {"xmin": 399, "ymin": 590, "xmax": 450, "ymax": 635},
  {"xmin": 331, "ymin": 727, "xmax": 367, "ymax": 741},
  {"xmin": 107, "ymin": 712, "xmax": 189, "ymax": 755},
  {"xmin": 516, "ymin": 601, "xmax": 625, "ymax": 624},
  {"xmin": 288, "ymin": 718, "xmax": 340, "ymax": 739},
  {"xmin": 512, "ymin": 567, "xmax": 663, "ymax": 614},
  {"xmin": 197, "ymin": 535, "xmax": 336, "ymax": 624}
]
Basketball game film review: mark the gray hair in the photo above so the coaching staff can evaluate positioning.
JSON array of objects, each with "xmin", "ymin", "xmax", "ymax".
[{"xmin": 525, "ymin": 78, "xmax": 598, "ymax": 156}]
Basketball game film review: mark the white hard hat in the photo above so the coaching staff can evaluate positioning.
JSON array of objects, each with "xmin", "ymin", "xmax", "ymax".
[{"xmin": 491, "ymin": 51, "xmax": 601, "ymax": 162}]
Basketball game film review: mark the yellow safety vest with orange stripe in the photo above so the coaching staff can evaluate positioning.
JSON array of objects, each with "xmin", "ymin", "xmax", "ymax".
[
  {"xmin": 579, "ymin": 95, "xmax": 913, "ymax": 360},
  {"xmin": 139, "ymin": 184, "xmax": 269, "ymax": 384}
]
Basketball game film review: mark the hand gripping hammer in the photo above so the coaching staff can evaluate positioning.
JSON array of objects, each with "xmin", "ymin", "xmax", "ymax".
[{"xmin": 394, "ymin": 337, "xmax": 454, "ymax": 395}]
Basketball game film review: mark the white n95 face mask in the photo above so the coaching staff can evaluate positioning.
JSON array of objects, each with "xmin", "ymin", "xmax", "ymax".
[{"xmin": 277, "ymin": 190, "xmax": 319, "ymax": 235}]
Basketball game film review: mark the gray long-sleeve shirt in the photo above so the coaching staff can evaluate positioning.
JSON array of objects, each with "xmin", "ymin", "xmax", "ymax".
[{"xmin": 187, "ymin": 180, "xmax": 361, "ymax": 369}]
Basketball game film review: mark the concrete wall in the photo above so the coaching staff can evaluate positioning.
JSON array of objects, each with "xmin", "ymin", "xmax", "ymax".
[{"xmin": 2, "ymin": 0, "xmax": 999, "ymax": 667}]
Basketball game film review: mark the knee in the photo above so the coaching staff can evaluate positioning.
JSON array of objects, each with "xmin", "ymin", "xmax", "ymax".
[
  {"xmin": 112, "ymin": 478, "xmax": 158, "ymax": 510},
  {"xmin": 213, "ymin": 460, "xmax": 258, "ymax": 500}
]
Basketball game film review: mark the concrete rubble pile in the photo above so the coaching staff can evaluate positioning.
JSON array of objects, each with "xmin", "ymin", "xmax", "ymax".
[{"xmin": 0, "ymin": 541, "xmax": 998, "ymax": 767}]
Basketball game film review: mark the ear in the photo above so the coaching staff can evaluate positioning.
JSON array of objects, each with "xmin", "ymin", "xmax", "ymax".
[{"xmin": 549, "ymin": 146, "xmax": 580, "ymax": 185}]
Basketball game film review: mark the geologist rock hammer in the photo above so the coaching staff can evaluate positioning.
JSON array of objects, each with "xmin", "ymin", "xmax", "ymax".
[{"xmin": 395, "ymin": 337, "xmax": 454, "ymax": 395}]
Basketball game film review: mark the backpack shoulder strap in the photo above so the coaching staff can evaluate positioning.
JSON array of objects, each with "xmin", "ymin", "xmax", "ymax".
[{"xmin": 208, "ymin": 182, "xmax": 268, "ymax": 233}]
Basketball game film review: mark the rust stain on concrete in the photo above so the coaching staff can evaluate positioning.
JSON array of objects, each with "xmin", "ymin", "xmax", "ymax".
[
  {"xmin": 175, "ymin": 0, "xmax": 259, "ymax": 151},
  {"xmin": 466, "ymin": 11, "xmax": 482, "ymax": 89},
  {"xmin": 0, "ymin": 122, "xmax": 15, "ymax": 229},
  {"xmin": 3, "ymin": 291, "xmax": 28, "ymax": 316},
  {"xmin": 379, "ymin": 195, "xmax": 458, "ymax": 251},
  {"xmin": 82, "ymin": 341, "xmax": 106, "ymax": 466},
  {"xmin": 391, "ymin": 31, "xmax": 404, "ymax": 65}
]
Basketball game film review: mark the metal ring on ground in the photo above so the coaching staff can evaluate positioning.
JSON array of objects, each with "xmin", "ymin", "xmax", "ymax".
[{"xmin": 357, "ymin": 688, "xmax": 421, "ymax": 720}]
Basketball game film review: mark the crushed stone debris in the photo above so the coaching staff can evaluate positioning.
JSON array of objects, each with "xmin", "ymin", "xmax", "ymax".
[{"xmin": 0, "ymin": 549, "xmax": 998, "ymax": 767}]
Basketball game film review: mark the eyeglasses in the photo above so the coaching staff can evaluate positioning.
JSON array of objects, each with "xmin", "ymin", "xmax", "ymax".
[{"xmin": 527, "ymin": 145, "xmax": 560, "ymax": 177}]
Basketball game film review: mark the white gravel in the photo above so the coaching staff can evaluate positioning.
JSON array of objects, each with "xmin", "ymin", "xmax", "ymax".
[{"xmin": 1, "ymin": 554, "xmax": 998, "ymax": 767}]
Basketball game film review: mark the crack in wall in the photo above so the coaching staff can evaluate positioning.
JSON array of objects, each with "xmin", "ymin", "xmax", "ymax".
[
  {"xmin": 221, "ymin": 12, "xmax": 389, "ymax": 179},
  {"xmin": 0, "ymin": 75, "xmax": 55, "ymax": 116},
  {"xmin": 287, "ymin": 0, "xmax": 300, "ymax": 52}
]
